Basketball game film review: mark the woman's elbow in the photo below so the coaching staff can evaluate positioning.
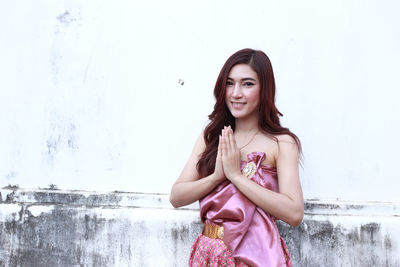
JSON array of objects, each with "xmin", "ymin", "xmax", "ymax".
[
  {"xmin": 169, "ymin": 184, "xmax": 188, "ymax": 208},
  {"xmin": 288, "ymin": 207, "xmax": 304, "ymax": 227},
  {"xmin": 169, "ymin": 186, "xmax": 182, "ymax": 208},
  {"xmin": 169, "ymin": 194, "xmax": 181, "ymax": 208}
]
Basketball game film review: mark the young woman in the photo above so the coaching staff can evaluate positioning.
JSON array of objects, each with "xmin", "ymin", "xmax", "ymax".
[{"xmin": 170, "ymin": 48, "xmax": 303, "ymax": 267}]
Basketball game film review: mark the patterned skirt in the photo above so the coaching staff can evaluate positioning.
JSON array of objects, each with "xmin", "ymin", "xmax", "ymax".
[{"xmin": 189, "ymin": 234, "xmax": 249, "ymax": 267}]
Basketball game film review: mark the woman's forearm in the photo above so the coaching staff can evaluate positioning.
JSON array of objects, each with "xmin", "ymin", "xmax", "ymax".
[
  {"xmin": 169, "ymin": 173, "xmax": 223, "ymax": 208},
  {"xmin": 232, "ymin": 175, "xmax": 304, "ymax": 226}
]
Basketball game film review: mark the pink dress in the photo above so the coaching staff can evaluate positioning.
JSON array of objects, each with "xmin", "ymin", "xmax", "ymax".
[{"xmin": 189, "ymin": 152, "xmax": 293, "ymax": 267}]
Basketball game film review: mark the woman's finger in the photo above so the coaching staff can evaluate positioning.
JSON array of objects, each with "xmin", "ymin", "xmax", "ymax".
[
  {"xmin": 222, "ymin": 126, "xmax": 228, "ymax": 152},
  {"xmin": 225, "ymin": 129, "xmax": 232, "ymax": 155},
  {"xmin": 226, "ymin": 129, "xmax": 232, "ymax": 152},
  {"xmin": 217, "ymin": 135, "xmax": 222, "ymax": 159},
  {"xmin": 227, "ymin": 127, "xmax": 235, "ymax": 152},
  {"xmin": 221, "ymin": 131, "xmax": 227, "ymax": 157},
  {"xmin": 229, "ymin": 127, "xmax": 238, "ymax": 150}
]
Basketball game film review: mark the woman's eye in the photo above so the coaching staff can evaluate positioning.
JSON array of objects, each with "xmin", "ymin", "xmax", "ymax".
[
  {"xmin": 226, "ymin": 81, "xmax": 234, "ymax": 86},
  {"xmin": 244, "ymin": 82, "xmax": 254, "ymax": 87}
]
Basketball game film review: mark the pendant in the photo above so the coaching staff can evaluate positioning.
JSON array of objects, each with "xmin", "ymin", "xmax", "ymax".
[{"xmin": 242, "ymin": 162, "xmax": 257, "ymax": 179}]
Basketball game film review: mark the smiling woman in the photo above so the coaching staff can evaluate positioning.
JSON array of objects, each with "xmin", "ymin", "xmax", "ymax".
[
  {"xmin": 225, "ymin": 64, "xmax": 261, "ymax": 120},
  {"xmin": 170, "ymin": 48, "xmax": 303, "ymax": 267}
]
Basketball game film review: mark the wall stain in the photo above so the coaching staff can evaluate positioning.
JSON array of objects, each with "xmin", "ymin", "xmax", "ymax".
[
  {"xmin": 385, "ymin": 234, "xmax": 392, "ymax": 250},
  {"xmin": 5, "ymin": 171, "xmax": 17, "ymax": 179},
  {"xmin": 2, "ymin": 205, "xmax": 115, "ymax": 266},
  {"xmin": 45, "ymin": 119, "xmax": 79, "ymax": 163},
  {"xmin": 3, "ymin": 184, "xmax": 19, "ymax": 190},
  {"xmin": 46, "ymin": 136, "xmax": 61, "ymax": 160},
  {"xmin": 360, "ymin": 222, "xmax": 381, "ymax": 245},
  {"xmin": 277, "ymin": 219, "xmax": 398, "ymax": 267},
  {"xmin": 56, "ymin": 11, "xmax": 76, "ymax": 25}
]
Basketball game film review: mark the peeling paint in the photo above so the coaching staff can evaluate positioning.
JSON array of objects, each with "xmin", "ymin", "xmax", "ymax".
[
  {"xmin": 0, "ymin": 204, "xmax": 21, "ymax": 220},
  {"xmin": 96, "ymin": 208, "xmax": 119, "ymax": 220},
  {"xmin": 0, "ymin": 190, "xmax": 13, "ymax": 202},
  {"xmin": 27, "ymin": 205, "xmax": 54, "ymax": 217}
]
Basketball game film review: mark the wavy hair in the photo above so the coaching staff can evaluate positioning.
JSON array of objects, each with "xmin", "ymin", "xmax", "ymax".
[{"xmin": 196, "ymin": 48, "xmax": 301, "ymax": 177}]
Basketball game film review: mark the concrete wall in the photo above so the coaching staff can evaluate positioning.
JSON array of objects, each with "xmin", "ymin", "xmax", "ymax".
[
  {"xmin": 1, "ymin": 1, "xmax": 400, "ymax": 266},
  {"xmin": 1, "ymin": 188, "xmax": 399, "ymax": 267}
]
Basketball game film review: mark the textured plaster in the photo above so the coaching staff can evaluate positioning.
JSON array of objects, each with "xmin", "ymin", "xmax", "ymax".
[{"xmin": 0, "ymin": 189, "xmax": 399, "ymax": 266}]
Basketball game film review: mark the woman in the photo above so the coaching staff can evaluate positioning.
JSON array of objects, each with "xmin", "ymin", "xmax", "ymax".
[{"xmin": 170, "ymin": 48, "xmax": 303, "ymax": 267}]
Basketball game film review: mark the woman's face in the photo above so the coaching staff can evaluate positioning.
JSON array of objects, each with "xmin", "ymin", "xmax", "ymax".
[{"xmin": 225, "ymin": 64, "xmax": 261, "ymax": 120}]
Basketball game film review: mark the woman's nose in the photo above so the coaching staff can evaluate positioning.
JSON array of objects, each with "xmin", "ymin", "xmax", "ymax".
[{"xmin": 232, "ymin": 83, "xmax": 242, "ymax": 98}]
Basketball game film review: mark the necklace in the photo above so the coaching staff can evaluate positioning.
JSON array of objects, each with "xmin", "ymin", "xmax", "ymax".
[{"xmin": 238, "ymin": 130, "xmax": 259, "ymax": 150}]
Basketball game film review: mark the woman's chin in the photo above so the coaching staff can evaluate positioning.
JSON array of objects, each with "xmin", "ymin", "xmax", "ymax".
[
  {"xmin": 231, "ymin": 112, "xmax": 249, "ymax": 119},
  {"xmin": 230, "ymin": 109, "xmax": 258, "ymax": 121}
]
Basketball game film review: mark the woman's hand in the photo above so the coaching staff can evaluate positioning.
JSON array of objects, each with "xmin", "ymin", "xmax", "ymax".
[
  {"xmin": 221, "ymin": 126, "xmax": 242, "ymax": 182},
  {"xmin": 213, "ymin": 133, "xmax": 226, "ymax": 183}
]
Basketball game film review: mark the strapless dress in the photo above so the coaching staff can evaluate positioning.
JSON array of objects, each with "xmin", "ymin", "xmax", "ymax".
[{"xmin": 189, "ymin": 152, "xmax": 292, "ymax": 267}]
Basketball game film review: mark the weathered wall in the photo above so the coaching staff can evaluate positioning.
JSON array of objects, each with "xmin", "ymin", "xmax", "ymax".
[
  {"xmin": 1, "ymin": 1, "xmax": 400, "ymax": 266},
  {"xmin": 1, "ymin": 188, "xmax": 399, "ymax": 267}
]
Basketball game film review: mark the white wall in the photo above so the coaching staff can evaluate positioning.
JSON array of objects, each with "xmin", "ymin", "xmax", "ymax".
[{"xmin": 1, "ymin": 0, "xmax": 399, "ymax": 201}]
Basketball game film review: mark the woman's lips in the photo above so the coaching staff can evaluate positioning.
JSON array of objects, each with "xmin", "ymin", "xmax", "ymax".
[{"xmin": 231, "ymin": 102, "xmax": 246, "ymax": 109}]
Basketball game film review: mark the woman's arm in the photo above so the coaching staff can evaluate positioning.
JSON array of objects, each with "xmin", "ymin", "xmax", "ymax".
[
  {"xmin": 169, "ymin": 133, "xmax": 225, "ymax": 208},
  {"xmin": 221, "ymin": 127, "xmax": 304, "ymax": 226}
]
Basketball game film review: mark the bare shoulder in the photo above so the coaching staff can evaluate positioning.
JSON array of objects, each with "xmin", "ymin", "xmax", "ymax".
[
  {"xmin": 174, "ymin": 131, "xmax": 206, "ymax": 183},
  {"xmin": 275, "ymin": 134, "xmax": 299, "ymax": 159},
  {"xmin": 256, "ymin": 133, "xmax": 296, "ymax": 146},
  {"xmin": 244, "ymin": 133, "xmax": 299, "ymax": 166},
  {"xmin": 276, "ymin": 134, "xmax": 297, "ymax": 144},
  {"xmin": 193, "ymin": 130, "xmax": 206, "ymax": 154}
]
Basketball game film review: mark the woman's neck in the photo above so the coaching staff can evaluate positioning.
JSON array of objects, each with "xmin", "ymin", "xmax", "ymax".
[{"xmin": 234, "ymin": 115, "xmax": 259, "ymax": 133}]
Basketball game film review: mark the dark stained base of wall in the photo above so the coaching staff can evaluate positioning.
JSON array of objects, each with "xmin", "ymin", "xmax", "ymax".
[{"xmin": 0, "ymin": 188, "xmax": 399, "ymax": 267}]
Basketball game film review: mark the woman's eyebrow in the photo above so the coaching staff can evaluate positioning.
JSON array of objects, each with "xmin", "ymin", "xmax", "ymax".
[{"xmin": 227, "ymin": 77, "xmax": 257, "ymax": 81}]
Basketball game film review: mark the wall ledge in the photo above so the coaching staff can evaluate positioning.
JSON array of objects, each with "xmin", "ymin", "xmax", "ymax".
[{"xmin": 1, "ymin": 187, "xmax": 399, "ymax": 216}]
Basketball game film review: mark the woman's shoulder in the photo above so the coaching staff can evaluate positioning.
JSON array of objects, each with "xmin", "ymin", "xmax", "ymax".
[
  {"xmin": 274, "ymin": 134, "xmax": 300, "ymax": 161},
  {"xmin": 192, "ymin": 130, "xmax": 207, "ymax": 154},
  {"xmin": 275, "ymin": 133, "xmax": 297, "ymax": 144},
  {"xmin": 257, "ymin": 132, "xmax": 296, "ymax": 147},
  {"xmin": 255, "ymin": 133, "xmax": 298, "ymax": 163}
]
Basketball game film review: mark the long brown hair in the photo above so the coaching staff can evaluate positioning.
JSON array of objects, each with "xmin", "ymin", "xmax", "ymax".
[{"xmin": 197, "ymin": 48, "xmax": 301, "ymax": 177}]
